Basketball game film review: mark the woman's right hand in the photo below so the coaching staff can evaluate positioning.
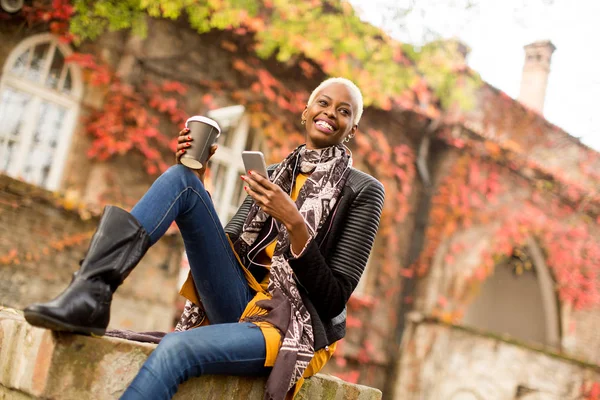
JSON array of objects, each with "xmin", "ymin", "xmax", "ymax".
[
  {"xmin": 175, "ymin": 127, "xmax": 218, "ymax": 183},
  {"xmin": 175, "ymin": 127, "xmax": 192, "ymax": 164}
]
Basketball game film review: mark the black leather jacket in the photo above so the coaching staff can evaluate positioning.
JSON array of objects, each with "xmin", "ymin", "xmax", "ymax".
[{"xmin": 225, "ymin": 165, "xmax": 385, "ymax": 350}]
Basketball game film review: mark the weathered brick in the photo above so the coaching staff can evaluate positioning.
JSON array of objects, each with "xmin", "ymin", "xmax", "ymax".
[
  {"xmin": 0, "ymin": 309, "xmax": 382, "ymax": 400},
  {"xmin": 0, "ymin": 173, "xmax": 183, "ymax": 333}
]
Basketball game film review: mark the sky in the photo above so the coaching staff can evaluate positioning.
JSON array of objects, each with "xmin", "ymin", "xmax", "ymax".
[{"xmin": 349, "ymin": 0, "xmax": 600, "ymax": 152}]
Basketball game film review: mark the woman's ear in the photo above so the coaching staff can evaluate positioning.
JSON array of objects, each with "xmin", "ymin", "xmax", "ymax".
[{"xmin": 301, "ymin": 106, "xmax": 308, "ymax": 121}]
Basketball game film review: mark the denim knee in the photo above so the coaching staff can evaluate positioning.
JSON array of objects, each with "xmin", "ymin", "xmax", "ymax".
[
  {"xmin": 122, "ymin": 333, "xmax": 186, "ymax": 399},
  {"xmin": 146, "ymin": 332, "xmax": 187, "ymax": 369},
  {"xmin": 162, "ymin": 165, "xmax": 204, "ymax": 191},
  {"xmin": 164, "ymin": 164, "xmax": 194, "ymax": 183},
  {"xmin": 156, "ymin": 331, "xmax": 185, "ymax": 354}
]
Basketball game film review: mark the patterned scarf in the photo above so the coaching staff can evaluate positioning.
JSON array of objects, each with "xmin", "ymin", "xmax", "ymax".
[{"xmin": 237, "ymin": 144, "xmax": 351, "ymax": 400}]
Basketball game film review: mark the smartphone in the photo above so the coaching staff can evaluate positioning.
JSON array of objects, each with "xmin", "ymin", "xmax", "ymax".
[{"xmin": 242, "ymin": 151, "xmax": 269, "ymax": 180}]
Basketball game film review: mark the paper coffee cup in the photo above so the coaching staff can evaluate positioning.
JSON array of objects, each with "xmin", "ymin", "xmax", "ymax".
[{"xmin": 180, "ymin": 116, "xmax": 221, "ymax": 169}]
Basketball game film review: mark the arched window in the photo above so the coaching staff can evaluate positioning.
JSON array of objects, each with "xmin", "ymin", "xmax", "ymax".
[
  {"xmin": 0, "ymin": 33, "xmax": 83, "ymax": 190},
  {"xmin": 462, "ymin": 239, "xmax": 561, "ymax": 348}
]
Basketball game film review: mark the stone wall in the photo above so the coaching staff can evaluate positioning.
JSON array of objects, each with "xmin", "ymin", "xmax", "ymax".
[
  {"xmin": 566, "ymin": 307, "xmax": 600, "ymax": 365},
  {"xmin": 394, "ymin": 312, "xmax": 600, "ymax": 400},
  {"xmin": 0, "ymin": 174, "xmax": 183, "ymax": 332},
  {"xmin": 0, "ymin": 308, "xmax": 382, "ymax": 400}
]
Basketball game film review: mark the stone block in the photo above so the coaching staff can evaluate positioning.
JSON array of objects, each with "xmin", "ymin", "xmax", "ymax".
[
  {"xmin": 0, "ymin": 309, "xmax": 382, "ymax": 400},
  {"xmin": 394, "ymin": 318, "xmax": 600, "ymax": 400}
]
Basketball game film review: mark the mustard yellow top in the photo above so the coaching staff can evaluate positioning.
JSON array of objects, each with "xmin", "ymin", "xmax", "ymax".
[{"xmin": 179, "ymin": 173, "xmax": 337, "ymax": 399}]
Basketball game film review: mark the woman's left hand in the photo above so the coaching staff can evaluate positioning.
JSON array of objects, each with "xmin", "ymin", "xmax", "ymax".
[
  {"xmin": 242, "ymin": 171, "xmax": 311, "ymax": 257},
  {"xmin": 242, "ymin": 171, "xmax": 303, "ymax": 230}
]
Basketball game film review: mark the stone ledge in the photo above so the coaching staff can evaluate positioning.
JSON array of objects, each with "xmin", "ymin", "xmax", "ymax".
[
  {"xmin": 406, "ymin": 311, "xmax": 600, "ymax": 372},
  {"xmin": 0, "ymin": 173, "xmax": 95, "ymax": 221},
  {"xmin": 0, "ymin": 308, "xmax": 382, "ymax": 400}
]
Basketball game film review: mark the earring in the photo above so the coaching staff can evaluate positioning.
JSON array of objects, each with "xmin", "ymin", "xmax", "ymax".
[
  {"xmin": 344, "ymin": 135, "xmax": 354, "ymax": 143},
  {"xmin": 301, "ymin": 119, "xmax": 306, "ymax": 125}
]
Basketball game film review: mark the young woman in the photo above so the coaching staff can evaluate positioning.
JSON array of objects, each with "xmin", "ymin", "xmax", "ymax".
[{"xmin": 24, "ymin": 77, "xmax": 385, "ymax": 400}]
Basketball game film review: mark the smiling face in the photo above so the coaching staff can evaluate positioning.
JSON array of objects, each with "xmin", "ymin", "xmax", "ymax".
[{"xmin": 302, "ymin": 83, "xmax": 358, "ymax": 150}]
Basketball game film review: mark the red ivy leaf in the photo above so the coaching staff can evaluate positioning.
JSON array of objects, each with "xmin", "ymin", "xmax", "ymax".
[
  {"xmin": 202, "ymin": 94, "xmax": 214, "ymax": 105},
  {"xmin": 162, "ymin": 81, "xmax": 187, "ymax": 95},
  {"xmin": 400, "ymin": 268, "xmax": 414, "ymax": 278},
  {"xmin": 437, "ymin": 295, "xmax": 448, "ymax": 308}
]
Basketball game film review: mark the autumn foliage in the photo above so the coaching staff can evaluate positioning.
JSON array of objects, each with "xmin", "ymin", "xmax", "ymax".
[
  {"xmin": 83, "ymin": 76, "xmax": 188, "ymax": 175},
  {"xmin": 2, "ymin": 0, "xmax": 600, "ymax": 392}
]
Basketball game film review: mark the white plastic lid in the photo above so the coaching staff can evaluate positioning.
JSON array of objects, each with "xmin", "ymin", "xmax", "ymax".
[{"xmin": 185, "ymin": 116, "xmax": 221, "ymax": 136}]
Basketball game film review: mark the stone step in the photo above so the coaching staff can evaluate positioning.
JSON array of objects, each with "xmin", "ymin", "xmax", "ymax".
[{"xmin": 0, "ymin": 308, "xmax": 381, "ymax": 400}]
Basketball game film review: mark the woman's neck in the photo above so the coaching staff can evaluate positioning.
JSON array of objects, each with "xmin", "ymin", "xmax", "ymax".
[{"xmin": 303, "ymin": 143, "xmax": 337, "ymax": 151}]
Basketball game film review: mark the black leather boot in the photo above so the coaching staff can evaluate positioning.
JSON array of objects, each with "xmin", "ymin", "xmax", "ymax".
[{"xmin": 24, "ymin": 206, "xmax": 151, "ymax": 336}]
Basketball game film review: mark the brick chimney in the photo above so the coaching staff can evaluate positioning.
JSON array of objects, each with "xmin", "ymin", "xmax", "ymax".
[{"xmin": 518, "ymin": 40, "xmax": 556, "ymax": 114}]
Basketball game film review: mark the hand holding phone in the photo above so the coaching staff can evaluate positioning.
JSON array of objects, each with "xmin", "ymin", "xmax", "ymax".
[
  {"xmin": 242, "ymin": 151, "xmax": 306, "ymax": 238},
  {"xmin": 242, "ymin": 151, "xmax": 269, "ymax": 180}
]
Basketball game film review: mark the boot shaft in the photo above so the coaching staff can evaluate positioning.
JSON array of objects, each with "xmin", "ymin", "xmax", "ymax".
[
  {"xmin": 79, "ymin": 206, "xmax": 151, "ymax": 289},
  {"xmin": 23, "ymin": 206, "xmax": 151, "ymax": 335}
]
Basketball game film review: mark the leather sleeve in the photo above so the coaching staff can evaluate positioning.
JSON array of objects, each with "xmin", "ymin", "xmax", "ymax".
[
  {"xmin": 289, "ymin": 179, "xmax": 385, "ymax": 320},
  {"xmin": 224, "ymin": 196, "xmax": 253, "ymax": 242}
]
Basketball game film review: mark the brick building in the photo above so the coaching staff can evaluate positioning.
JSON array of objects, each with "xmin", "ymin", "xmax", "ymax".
[{"xmin": 1, "ymin": 8, "xmax": 599, "ymax": 400}]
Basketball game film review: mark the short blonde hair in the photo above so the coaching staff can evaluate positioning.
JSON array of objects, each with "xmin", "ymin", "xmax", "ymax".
[{"xmin": 307, "ymin": 77, "xmax": 364, "ymax": 125}]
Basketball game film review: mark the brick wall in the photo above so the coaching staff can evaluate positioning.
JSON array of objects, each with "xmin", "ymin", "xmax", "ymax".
[
  {"xmin": 457, "ymin": 84, "xmax": 600, "ymax": 194},
  {"xmin": 0, "ymin": 174, "xmax": 183, "ymax": 332},
  {"xmin": 413, "ymin": 145, "xmax": 600, "ymax": 368}
]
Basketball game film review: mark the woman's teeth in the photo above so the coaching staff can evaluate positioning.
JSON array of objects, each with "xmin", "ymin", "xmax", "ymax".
[{"xmin": 315, "ymin": 120, "xmax": 334, "ymax": 131}]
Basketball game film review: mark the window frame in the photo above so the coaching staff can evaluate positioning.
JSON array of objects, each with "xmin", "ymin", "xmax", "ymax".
[
  {"xmin": 205, "ymin": 105, "xmax": 264, "ymax": 224},
  {"xmin": 176, "ymin": 105, "xmax": 264, "ymax": 296},
  {"xmin": 0, "ymin": 33, "xmax": 83, "ymax": 190}
]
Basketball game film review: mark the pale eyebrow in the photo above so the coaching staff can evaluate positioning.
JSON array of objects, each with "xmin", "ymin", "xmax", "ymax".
[{"xmin": 320, "ymin": 94, "xmax": 353, "ymax": 110}]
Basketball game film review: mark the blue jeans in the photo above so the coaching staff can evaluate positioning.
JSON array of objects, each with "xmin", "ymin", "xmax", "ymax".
[{"xmin": 120, "ymin": 165, "xmax": 270, "ymax": 400}]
